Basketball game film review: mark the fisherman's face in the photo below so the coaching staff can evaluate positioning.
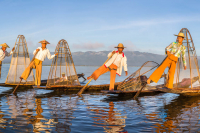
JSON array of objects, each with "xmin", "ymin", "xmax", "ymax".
[
  {"xmin": 62, "ymin": 74, "xmax": 65, "ymax": 77},
  {"xmin": 177, "ymin": 36, "xmax": 184, "ymax": 44},
  {"xmin": 2, "ymin": 47, "xmax": 6, "ymax": 51},
  {"xmin": 42, "ymin": 43, "xmax": 47, "ymax": 48},
  {"xmin": 118, "ymin": 48, "xmax": 124, "ymax": 53}
]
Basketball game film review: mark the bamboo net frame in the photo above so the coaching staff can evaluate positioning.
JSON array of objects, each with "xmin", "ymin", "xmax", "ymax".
[
  {"xmin": 46, "ymin": 39, "xmax": 80, "ymax": 87},
  {"xmin": 173, "ymin": 28, "xmax": 200, "ymax": 89},
  {"xmin": 5, "ymin": 35, "xmax": 35, "ymax": 85}
]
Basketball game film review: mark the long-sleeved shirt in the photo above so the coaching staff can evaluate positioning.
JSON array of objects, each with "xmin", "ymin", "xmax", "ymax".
[
  {"xmin": 165, "ymin": 42, "xmax": 186, "ymax": 67},
  {"xmin": 105, "ymin": 51, "xmax": 128, "ymax": 76},
  {"xmin": 33, "ymin": 47, "xmax": 55, "ymax": 61},
  {"xmin": 0, "ymin": 49, "xmax": 13, "ymax": 61}
]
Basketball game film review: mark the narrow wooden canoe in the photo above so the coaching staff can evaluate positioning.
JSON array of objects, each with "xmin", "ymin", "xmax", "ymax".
[{"xmin": 156, "ymin": 86, "xmax": 200, "ymax": 96}]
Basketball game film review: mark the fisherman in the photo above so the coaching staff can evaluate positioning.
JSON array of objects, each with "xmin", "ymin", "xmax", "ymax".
[
  {"xmin": 147, "ymin": 32, "xmax": 187, "ymax": 89},
  {"xmin": 87, "ymin": 43, "xmax": 128, "ymax": 91},
  {"xmin": 55, "ymin": 72, "xmax": 68, "ymax": 83},
  {"xmin": 0, "ymin": 43, "xmax": 15, "ymax": 74},
  {"xmin": 20, "ymin": 40, "xmax": 58, "ymax": 87}
]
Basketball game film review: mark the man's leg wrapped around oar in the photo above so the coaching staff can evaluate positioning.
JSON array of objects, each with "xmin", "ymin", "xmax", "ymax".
[
  {"xmin": 87, "ymin": 63, "xmax": 117, "ymax": 90},
  {"xmin": 148, "ymin": 54, "xmax": 178, "ymax": 89},
  {"xmin": 21, "ymin": 59, "xmax": 43, "ymax": 86}
]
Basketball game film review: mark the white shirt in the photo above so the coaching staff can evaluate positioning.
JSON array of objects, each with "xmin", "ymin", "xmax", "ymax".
[
  {"xmin": 33, "ymin": 47, "xmax": 55, "ymax": 61},
  {"xmin": 0, "ymin": 49, "xmax": 13, "ymax": 61},
  {"xmin": 113, "ymin": 53, "xmax": 123, "ymax": 67},
  {"xmin": 105, "ymin": 51, "xmax": 128, "ymax": 76}
]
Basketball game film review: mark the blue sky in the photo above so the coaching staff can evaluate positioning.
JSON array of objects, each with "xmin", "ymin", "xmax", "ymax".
[{"xmin": 0, "ymin": 0, "xmax": 200, "ymax": 54}]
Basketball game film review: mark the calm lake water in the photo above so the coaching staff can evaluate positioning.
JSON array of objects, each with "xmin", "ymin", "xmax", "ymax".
[{"xmin": 0, "ymin": 64, "xmax": 199, "ymax": 132}]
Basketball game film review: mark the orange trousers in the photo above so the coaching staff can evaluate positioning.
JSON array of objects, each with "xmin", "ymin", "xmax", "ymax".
[
  {"xmin": 90, "ymin": 63, "xmax": 117, "ymax": 90},
  {"xmin": 21, "ymin": 59, "xmax": 42, "ymax": 85},
  {"xmin": 149, "ymin": 54, "xmax": 178, "ymax": 88}
]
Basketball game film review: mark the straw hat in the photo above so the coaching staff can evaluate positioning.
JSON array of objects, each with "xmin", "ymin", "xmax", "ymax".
[
  {"xmin": 62, "ymin": 72, "xmax": 65, "ymax": 75},
  {"xmin": 0, "ymin": 43, "xmax": 10, "ymax": 48},
  {"xmin": 39, "ymin": 39, "xmax": 50, "ymax": 44},
  {"xmin": 174, "ymin": 32, "xmax": 185, "ymax": 38},
  {"xmin": 115, "ymin": 43, "xmax": 126, "ymax": 48}
]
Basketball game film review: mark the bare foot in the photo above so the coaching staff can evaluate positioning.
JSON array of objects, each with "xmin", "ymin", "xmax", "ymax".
[
  {"xmin": 147, "ymin": 78, "xmax": 151, "ymax": 84},
  {"xmin": 19, "ymin": 77, "xmax": 23, "ymax": 80},
  {"xmin": 87, "ymin": 76, "xmax": 92, "ymax": 80},
  {"xmin": 37, "ymin": 85, "xmax": 40, "ymax": 88}
]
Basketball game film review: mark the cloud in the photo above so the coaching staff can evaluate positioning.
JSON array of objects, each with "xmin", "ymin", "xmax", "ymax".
[
  {"xmin": 85, "ymin": 16, "xmax": 200, "ymax": 32},
  {"xmin": 108, "ymin": 41, "xmax": 139, "ymax": 51},
  {"xmin": 73, "ymin": 42, "xmax": 105, "ymax": 50}
]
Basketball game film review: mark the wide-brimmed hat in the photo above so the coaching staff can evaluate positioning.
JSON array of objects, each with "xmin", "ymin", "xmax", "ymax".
[
  {"xmin": 39, "ymin": 39, "xmax": 50, "ymax": 44},
  {"xmin": 62, "ymin": 72, "xmax": 65, "ymax": 75},
  {"xmin": 174, "ymin": 32, "xmax": 185, "ymax": 38},
  {"xmin": 0, "ymin": 43, "xmax": 10, "ymax": 48},
  {"xmin": 115, "ymin": 43, "xmax": 126, "ymax": 48}
]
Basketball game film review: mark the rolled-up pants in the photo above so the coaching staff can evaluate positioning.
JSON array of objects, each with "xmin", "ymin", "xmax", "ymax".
[
  {"xmin": 21, "ymin": 59, "xmax": 42, "ymax": 85},
  {"xmin": 149, "ymin": 54, "xmax": 178, "ymax": 88},
  {"xmin": 90, "ymin": 63, "xmax": 118, "ymax": 90}
]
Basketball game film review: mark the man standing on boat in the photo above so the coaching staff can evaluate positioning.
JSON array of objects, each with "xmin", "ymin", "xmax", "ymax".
[
  {"xmin": 0, "ymin": 43, "xmax": 15, "ymax": 76},
  {"xmin": 147, "ymin": 32, "xmax": 187, "ymax": 89},
  {"xmin": 87, "ymin": 43, "xmax": 128, "ymax": 91},
  {"xmin": 0, "ymin": 43, "xmax": 15, "ymax": 63},
  {"xmin": 20, "ymin": 40, "xmax": 58, "ymax": 87}
]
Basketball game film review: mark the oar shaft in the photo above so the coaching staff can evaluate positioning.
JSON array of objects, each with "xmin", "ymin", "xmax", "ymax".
[{"xmin": 77, "ymin": 78, "xmax": 93, "ymax": 96}]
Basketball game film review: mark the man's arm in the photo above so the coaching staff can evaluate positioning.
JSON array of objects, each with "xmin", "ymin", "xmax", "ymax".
[
  {"xmin": 47, "ymin": 50, "xmax": 56, "ymax": 60},
  {"xmin": 165, "ymin": 43, "xmax": 173, "ymax": 55},
  {"xmin": 124, "ymin": 56, "xmax": 128, "ymax": 76}
]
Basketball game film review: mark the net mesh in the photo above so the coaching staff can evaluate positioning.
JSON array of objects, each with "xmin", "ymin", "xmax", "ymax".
[
  {"xmin": 46, "ymin": 39, "xmax": 80, "ymax": 87},
  {"xmin": 117, "ymin": 61, "xmax": 164, "ymax": 91},
  {"xmin": 173, "ymin": 28, "xmax": 200, "ymax": 89},
  {"xmin": 5, "ymin": 35, "xmax": 34, "ymax": 85}
]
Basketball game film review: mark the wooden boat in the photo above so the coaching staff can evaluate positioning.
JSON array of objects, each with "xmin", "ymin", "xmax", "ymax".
[{"xmin": 156, "ymin": 86, "xmax": 200, "ymax": 96}]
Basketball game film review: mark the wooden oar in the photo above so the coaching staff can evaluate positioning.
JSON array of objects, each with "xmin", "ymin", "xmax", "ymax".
[
  {"xmin": 77, "ymin": 52, "xmax": 115, "ymax": 96},
  {"xmin": 13, "ymin": 50, "xmax": 39, "ymax": 94}
]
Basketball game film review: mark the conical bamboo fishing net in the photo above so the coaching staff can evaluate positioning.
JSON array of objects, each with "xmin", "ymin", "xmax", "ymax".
[
  {"xmin": 173, "ymin": 28, "xmax": 200, "ymax": 89},
  {"xmin": 5, "ymin": 35, "xmax": 34, "ymax": 85},
  {"xmin": 117, "ymin": 61, "xmax": 164, "ymax": 91},
  {"xmin": 46, "ymin": 39, "xmax": 80, "ymax": 87}
]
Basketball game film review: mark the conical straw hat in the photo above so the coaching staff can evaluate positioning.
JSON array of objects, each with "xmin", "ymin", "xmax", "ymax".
[
  {"xmin": 114, "ymin": 43, "xmax": 126, "ymax": 48},
  {"xmin": 39, "ymin": 39, "xmax": 50, "ymax": 44},
  {"xmin": 0, "ymin": 43, "xmax": 10, "ymax": 48},
  {"xmin": 174, "ymin": 32, "xmax": 185, "ymax": 38}
]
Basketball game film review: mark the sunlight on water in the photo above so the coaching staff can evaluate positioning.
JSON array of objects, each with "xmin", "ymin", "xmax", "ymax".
[{"xmin": 0, "ymin": 65, "xmax": 199, "ymax": 132}]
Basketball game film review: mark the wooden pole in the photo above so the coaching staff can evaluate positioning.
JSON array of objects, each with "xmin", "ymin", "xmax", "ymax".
[
  {"xmin": 133, "ymin": 83, "xmax": 147, "ymax": 99},
  {"xmin": 77, "ymin": 52, "xmax": 115, "ymax": 96},
  {"xmin": 13, "ymin": 50, "xmax": 39, "ymax": 94}
]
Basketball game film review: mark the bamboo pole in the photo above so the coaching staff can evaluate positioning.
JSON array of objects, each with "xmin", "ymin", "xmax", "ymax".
[{"xmin": 186, "ymin": 32, "xmax": 193, "ymax": 89}]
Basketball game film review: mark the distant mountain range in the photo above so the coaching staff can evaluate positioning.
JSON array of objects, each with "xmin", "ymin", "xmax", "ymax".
[{"xmin": 2, "ymin": 51, "xmax": 200, "ymax": 67}]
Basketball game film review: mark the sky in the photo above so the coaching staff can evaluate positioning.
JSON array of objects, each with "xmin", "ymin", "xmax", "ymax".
[{"xmin": 0, "ymin": 0, "xmax": 200, "ymax": 54}]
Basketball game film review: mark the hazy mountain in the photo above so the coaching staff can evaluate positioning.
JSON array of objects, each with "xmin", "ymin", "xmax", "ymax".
[{"xmin": 2, "ymin": 51, "xmax": 200, "ymax": 66}]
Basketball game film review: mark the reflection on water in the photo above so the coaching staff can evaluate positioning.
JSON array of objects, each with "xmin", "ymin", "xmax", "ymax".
[{"xmin": 0, "ymin": 65, "xmax": 199, "ymax": 132}]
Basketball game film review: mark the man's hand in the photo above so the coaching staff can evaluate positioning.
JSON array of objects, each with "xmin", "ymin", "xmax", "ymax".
[
  {"xmin": 12, "ymin": 47, "xmax": 15, "ymax": 51},
  {"xmin": 184, "ymin": 66, "xmax": 187, "ymax": 70},
  {"xmin": 125, "ymin": 71, "xmax": 128, "ymax": 76},
  {"xmin": 112, "ymin": 51, "xmax": 116, "ymax": 54},
  {"xmin": 36, "ymin": 49, "xmax": 40, "ymax": 52},
  {"xmin": 55, "ymin": 53, "xmax": 58, "ymax": 56}
]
